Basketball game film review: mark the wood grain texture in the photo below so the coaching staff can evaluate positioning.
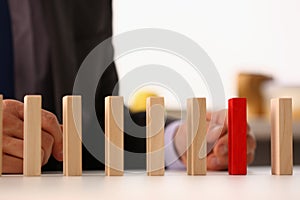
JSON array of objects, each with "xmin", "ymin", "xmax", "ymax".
[
  {"xmin": 228, "ymin": 98, "xmax": 247, "ymax": 175},
  {"xmin": 271, "ymin": 98, "xmax": 293, "ymax": 175},
  {"xmin": 146, "ymin": 97, "xmax": 165, "ymax": 176},
  {"xmin": 105, "ymin": 96, "xmax": 124, "ymax": 176},
  {"xmin": 187, "ymin": 98, "xmax": 207, "ymax": 175},
  {"xmin": 0, "ymin": 95, "xmax": 2, "ymax": 175},
  {"xmin": 24, "ymin": 95, "xmax": 41, "ymax": 176},
  {"xmin": 63, "ymin": 96, "xmax": 82, "ymax": 176}
]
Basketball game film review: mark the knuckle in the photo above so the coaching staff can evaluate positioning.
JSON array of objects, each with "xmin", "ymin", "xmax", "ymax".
[
  {"xmin": 3, "ymin": 99, "xmax": 22, "ymax": 111},
  {"xmin": 44, "ymin": 112, "xmax": 58, "ymax": 124},
  {"xmin": 3, "ymin": 100, "xmax": 13, "ymax": 109}
]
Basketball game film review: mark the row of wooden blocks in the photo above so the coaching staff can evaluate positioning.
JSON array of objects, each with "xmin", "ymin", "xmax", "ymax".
[{"xmin": 0, "ymin": 95, "xmax": 293, "ymax": 176}]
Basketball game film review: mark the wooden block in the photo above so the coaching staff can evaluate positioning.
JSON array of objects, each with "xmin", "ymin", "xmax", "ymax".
[
  {"xmin": 63, "ymin": 96, "xmax": 82, "ymax": 176},
  {"xmin": 0, "ymin": 95, "xmax": 2, "ymax": 175},
  {"xmin": 187, "ymin": 98, "xmax": 207, "ymax": 175},
  {"xmin": 105, "ymin": 96, "xmax": 124, "ymax": 176},
  {"xmin": 146, "ymin": 97, "xmax": 165, "ymax": 176},
  {"xmin": 24, "ymin": 95, "xmax": 41, "ymax": 176},
  {"xmin": 271, "ymin": 98, "xmax": 293, "ymax": 175},
  {"xmin": 228, "ymin": 98, "xmax": 247, "ymax": 175}
]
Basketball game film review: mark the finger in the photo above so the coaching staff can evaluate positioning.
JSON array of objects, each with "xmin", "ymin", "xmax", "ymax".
[
  {"xmin": 206, "ymin": 123, "xmax": 227, "ymax": 154},
  {"xmin": 247, "ymin": 150, "xmax": 255, "ymax": 164},
  {"xmin": 209, "ymin": 109, "xmax": 227, "ymax": 127},
  {"xmin": 2, "ymin": 154, "xmax": 23, "ymax": 174},
  {"xmin": 3, "ymin": 99, "xmax": 25, "ymax": 120},
  {"xmin": 206, "ymin": 110, "xmax": 227, "ymax": 143},
  {"xmin": 4, "ymin": 126, "xmax": 56, "ymax": 166},
  {"xmin": 247, "ymin": 131, "xmax": 257, "ymax": 153},
  {"xmin": 213, "ymin": 131, "xmax": 255, "ymax": 157},
  {"xmin": 11, "ymin": 100, "xmax": 63, "ymax": 160},
  {"xmin": 206, "ymin": 110, "xmax": 252, "ymax": 144},
  {"xmin": 41, "ymin": 131, "xmax": 55, "ymax": 165},
  {"xmin": 211, "ymin": 136, "xmax": 256, "ymax": 170},
  {"xmin": 211, "ymin": 134, "xmax": 229, "ymax": 170},
  {"xmin": 207, "ymin": 153, "xmax": 227, "ymax": 171},
  {"xmin": 213, "ymin": 134, "xmax": 228, "ymax": 158},
  {"xmin": 41, "ymin": 110, "xmax": 63, "ymax": 160},
  {"xmin": 2, "ymin": 135, "xmax": 23, "ymax": 159},
  {"xmin": 3, "ymin": 114, "xmax": 24, "ymax": 139},
  {"xmin": 210, "ymin": 151, "xmax": 255, "ymax": 170},
  {"xmin": 206, "ymin": 112, "xmax": 212, "ymax": 121},
  {"xmin": 3, "ymin": 134, "xmax": 49, "ymax": 166},
  {"xmin": 206, "ymin": 124, "xmax": 226, "ymax": 145},
  {"xmin": 41, "ymin": 148, "xmax": 45, "ymax": 166}
]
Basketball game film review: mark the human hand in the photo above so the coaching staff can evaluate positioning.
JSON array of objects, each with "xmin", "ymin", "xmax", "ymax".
[
  {"xmin": 205, "ymin": 109, "xmax": 256, "ymax": 170},
  {"xmin": 173, "ymin": 109, "xmax": 256, "ymax": 171},
  {"xmin": 2, "ymin": 100, "xmax": 63, "ymax": 173}
]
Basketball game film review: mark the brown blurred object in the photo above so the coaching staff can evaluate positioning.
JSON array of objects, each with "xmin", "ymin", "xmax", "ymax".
[{"xmin": 238, "ymin": 73, "xmax": 273, "ymax": 118}]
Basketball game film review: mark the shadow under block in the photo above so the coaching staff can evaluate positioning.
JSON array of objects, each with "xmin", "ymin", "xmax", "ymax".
[
  {"xmin": 146, "ymin": 97, "xmax": 165, "ymax": 176},
  {"xmin": 63, "ymin": 96, "xmax": 82, "ymax": 176},
  {"xmin": 105, "ymin": 96, "xmax": 124, "ymax": 176},
  {"xmin": 0, "ymin": 95, "xmax": 2, "ymax": 175},
  {"xmin": 228, "ymin": 98, "xmax": 247, "ymax": 175},
  {"xmin": 271, "ymin": 98, "xmax": 293, "ymax": 175},
  {"xmin": 24, "ymin": 95, "xmax": 41, "ymax": 176},
  {"xmin": 187, "ymin": 98, "xmax": 207, "ymax": 175}
]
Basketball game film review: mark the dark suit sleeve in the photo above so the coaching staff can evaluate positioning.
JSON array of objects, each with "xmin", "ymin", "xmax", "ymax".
[
  {"xmin": 42, "ymin": 0, "xmax": 178, "ymax": 171},
  {"xmin": 72, "ymin": 0, "xmax": 178, "ymax": 169}
]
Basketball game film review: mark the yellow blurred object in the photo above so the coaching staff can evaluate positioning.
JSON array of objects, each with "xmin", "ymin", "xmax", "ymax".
[{"xmin": 129, "ymin": 90, "xmax": 158, "ymax": 113}]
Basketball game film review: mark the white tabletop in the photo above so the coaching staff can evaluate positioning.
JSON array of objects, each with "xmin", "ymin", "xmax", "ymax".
[{"xmin": 0, "ymin": 167, "xmax": 300, "ymax": 200}]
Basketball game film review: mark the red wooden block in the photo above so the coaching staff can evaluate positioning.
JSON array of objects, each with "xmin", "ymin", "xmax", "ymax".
[{"xmin": 228, "ymin": 98, "xmax": 247, "ymax": 175}]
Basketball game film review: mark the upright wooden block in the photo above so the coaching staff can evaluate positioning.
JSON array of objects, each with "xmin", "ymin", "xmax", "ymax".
[
  {"xmin": 24, "ymin": 95, "xmax": 41, "ymax": 176},
  {"xmin": 0, "ymin": 95, "xmax": 2, "ymax": 175},
  {"xmin": 63, "ymin": 96, "xmax": 82, "ymax": 176},
  {"xmin": 228, "ymin": 98, "xmax": 247, "ymax": 175},
  {"xmin": 271, "ymin": 98, "xmax": 293, "ymax": 175},
  {"xmin": 146, "ymin": 97, "xmax": 165, "ymax": 176},
  {"xmin": 187, "ymin": 98, "xmax": 207, "ymax": 175},
  {"xmin": 105, "ymin": 96, "xmax": 124, "ymax": 176}
]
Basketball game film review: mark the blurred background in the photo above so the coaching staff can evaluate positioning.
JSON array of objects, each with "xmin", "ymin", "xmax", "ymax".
[{"xmin": 112, "ymin": 0, "xmax": 300, "ymax": 165}]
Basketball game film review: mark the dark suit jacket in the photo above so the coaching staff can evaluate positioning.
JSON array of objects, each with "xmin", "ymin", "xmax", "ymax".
[{"xmin": 34, "ymin": 0, "xmax": 174, "ymax": 170}]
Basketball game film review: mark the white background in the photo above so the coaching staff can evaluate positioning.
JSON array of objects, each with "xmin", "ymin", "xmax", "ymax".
[{"xmin": 113, "ymin": 0, "xmax": 300, "ymax": 109}]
